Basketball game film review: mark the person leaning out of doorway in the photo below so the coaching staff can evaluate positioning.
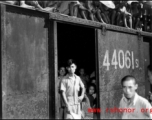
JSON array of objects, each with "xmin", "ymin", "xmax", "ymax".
[{"xmin": 60, "ymin": 59, "xmax": 85, "ymax": 119}]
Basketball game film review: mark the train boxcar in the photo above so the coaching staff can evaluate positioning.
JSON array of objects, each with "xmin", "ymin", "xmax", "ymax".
[{"xmin": 0, "ymin": 3, "xmax": 152, "ymax": 119}]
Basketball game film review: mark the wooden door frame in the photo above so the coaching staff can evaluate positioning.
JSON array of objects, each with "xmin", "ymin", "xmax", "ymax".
[
  {"xmin": 48, "ymin": 21, "xmax": 58, "ymax": 119},
  {"xmin": 0, "ymin": 4, "xmax": 5, "ymax": 119}
]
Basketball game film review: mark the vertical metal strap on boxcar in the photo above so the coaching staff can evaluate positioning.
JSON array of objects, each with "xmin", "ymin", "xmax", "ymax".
[
  {"xmin": 0, "ymin": 3, "xmax": 5, "ymax": 119},
  {"xmin": 137, "ymin": 31, "xmax": 142, "ymax": 41},
  {"xmin": 101, "ymin": 25, "xmax": 107, "ymax": 36}
]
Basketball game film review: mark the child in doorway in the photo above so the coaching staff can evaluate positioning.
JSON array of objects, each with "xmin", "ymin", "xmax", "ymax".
[{"xmin": 58, "ymin": 66, "xmax": 66, "ymax": 119}]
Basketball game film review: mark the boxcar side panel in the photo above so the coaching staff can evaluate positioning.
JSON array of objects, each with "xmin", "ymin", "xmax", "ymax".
[
  {"xmin": 2, "ymin": 8, "xmax": 49, "ymax": 119},
  {"xmin": 97, "ymin": 30, "xmax": 145, "ymax": 119}
]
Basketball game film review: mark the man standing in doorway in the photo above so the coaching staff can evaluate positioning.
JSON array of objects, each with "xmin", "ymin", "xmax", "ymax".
[
  {"xmin": 119, "ymin": 75, "xmax": 152, "ymax": 119},
  {"xmin": 60, "ymin": 59, "xmax": 85, "ymax": 119}
]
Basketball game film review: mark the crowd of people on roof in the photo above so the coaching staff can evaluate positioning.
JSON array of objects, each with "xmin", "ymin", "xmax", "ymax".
[{"xmin": 1, "ymin": 1, "xmax": 152, "ymax": 32}]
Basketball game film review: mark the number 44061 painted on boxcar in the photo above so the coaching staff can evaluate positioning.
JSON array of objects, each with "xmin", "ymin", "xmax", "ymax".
[{"xmin": 103, "ymin": 49, "xmax": 139, "ymax": 71}]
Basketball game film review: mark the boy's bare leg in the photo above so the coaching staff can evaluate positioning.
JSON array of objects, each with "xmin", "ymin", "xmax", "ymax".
[
  {"xmin": 80, "ymin": 10, "xmax": 88, "ymax": 19},
  {"xmin": 73, "ymin": 5, "xmax": 78, "ymax": 17},
  {"xmin": 129, "ymin": 15, "xmax": 132, "ymax": 28},
  {"xmin": 111, "ymin": 10, "xmax": 116, "ymax": 25},
  {"xmin": 89, "ymin": 12, "xmax": 94, "ymax": 21},
  {"xmin": 135, "ymin": 17, "xmax": 140, "ymax": 30},
  {"xmin": 69, "ymin": 2, "xmax": 74, "ymax": 16},
  {"xmin": 123, "ymin": 13, "xmax": 129, "ymax": 28},
  {"xmin": 96, "ymin": 9, "xmax": 106, "ymax": 23},
  {"xmin": 132, "ymin": 16, "xmax": 136, "ymax": 29},
  {"xmin": 116, "ymin": 12, "xmax": 121, "ymax": 26},
  {"xmin": 101, "ymin": 13, "xmax": 108, "ymax": 23}
]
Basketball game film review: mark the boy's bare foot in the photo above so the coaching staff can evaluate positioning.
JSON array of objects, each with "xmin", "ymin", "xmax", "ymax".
[{"xmin": 20, "ymin": 4, "xmax": 34, "ymax": 9}]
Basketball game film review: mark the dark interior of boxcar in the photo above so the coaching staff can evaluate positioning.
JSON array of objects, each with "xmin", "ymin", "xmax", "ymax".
[{"xmin": 57, "ymin": 23, "xmax": 96, "ymax": 76}]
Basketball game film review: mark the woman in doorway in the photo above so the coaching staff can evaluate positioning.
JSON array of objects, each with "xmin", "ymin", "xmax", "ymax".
[
  {"xmin": 58, "ymin": 66, "xmax": 67, "ymax": 119},
  {"xmin": 86, "ymin": 83, "xmax": 97, "ymax": 108},
  {"xmin": 86, "ymin": 83, "xmax": 97, "ymax": 119}
]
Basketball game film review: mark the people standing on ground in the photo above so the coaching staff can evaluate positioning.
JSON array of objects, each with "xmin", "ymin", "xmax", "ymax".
[{"xmin": 119, "ymin": 75, "xmax": 152, "ymax": 119}]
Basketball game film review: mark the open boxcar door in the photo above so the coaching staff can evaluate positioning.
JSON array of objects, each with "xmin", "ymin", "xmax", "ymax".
[
  {"xmin": 0, "ymin": 4, "xmax": 57, "ymax": 119},
  {"xmin": 96, "ymin": 29, "xmax": 145, "ymax": 119}
]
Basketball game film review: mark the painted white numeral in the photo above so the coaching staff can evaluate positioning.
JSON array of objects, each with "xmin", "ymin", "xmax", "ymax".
[
  {"xmin": 135, "ymin": 59, "xmax": 139, "ymax": 68},
  {"xmin": 125, "ymin": 50, "xmax": 131, "ymax": 69},
  {"xmin": 118, "ymin": 50, "xmax": 125, "ymax": 69},
  {"xmin": 131, "ymin": 51, "xmax": 134, "ymax": 69},
  {"xmin": 103, "ymin": 50, "xmax": 110, "ymax": 70},
  {"xmin": 111, "ymin": 49, "xmax": 118, "ymax": 69}
]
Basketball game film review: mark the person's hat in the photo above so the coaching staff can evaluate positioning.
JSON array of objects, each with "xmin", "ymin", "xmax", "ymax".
[
  {"xmin": 70, "ymin": 112, "xmax": 81, "ymax": 119},
  {"xmin": 127, "ymin": 1, "xmax": 139, "ymax": 5},
  {"xmin": 100, "ymin": 1, "xmax": 115, "ymax": 9}
]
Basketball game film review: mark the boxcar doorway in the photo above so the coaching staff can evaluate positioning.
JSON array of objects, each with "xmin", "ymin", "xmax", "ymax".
[{"xmin": 57, "ymin": 23, "xmax": 98, "ymax": 119}]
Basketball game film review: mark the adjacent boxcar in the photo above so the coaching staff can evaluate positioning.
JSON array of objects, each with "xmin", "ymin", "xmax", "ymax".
[{"xmin": 0, "ymin": 3, "xmax": 152, "ymax": 119}]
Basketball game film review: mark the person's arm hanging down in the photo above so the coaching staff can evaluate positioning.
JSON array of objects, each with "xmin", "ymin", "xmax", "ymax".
[
  {"xmin": 78, "ymin": 78, "xmax": 85, "ymax": 102},
  {"xmin": 61, "ymin": 90, "xmax": 71, "ymax": 114}
]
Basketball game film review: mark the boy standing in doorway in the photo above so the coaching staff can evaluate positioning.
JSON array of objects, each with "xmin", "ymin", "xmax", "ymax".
[
  {"xmin": 119, "ymin": 75, "xmax": 152, "ymax": 119},
  {"xmin": 60, "ymin": 59, "xmax": 85, "ymax": 119}
]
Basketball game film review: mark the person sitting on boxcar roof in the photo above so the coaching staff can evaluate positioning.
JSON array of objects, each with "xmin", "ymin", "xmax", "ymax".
[
  {"xmin": 98, "ymin": 1, "xmax": 116, "ymax": 24},
  {"xmin": 55, "ymin": 1, "xmax": 80, "ymax": 16},
  {"xmin": 77, "ymin": 1, "xmax": 93, "ymax": 20},
  {"xmin": 84, "ymin": 0, "xmax": 97, "ymax": 21},
  {"xmin": 119, "ymin": 1, "xmax": 132, "ymax": 28},
  {"xmin": 37, "ymin": 1, "xmax": 60, "ymax": 13},
  {"xmin": 128, "ymin": 1, "xmax": 142, "ymax": 30},
  {"xmin": 93, "ymin": 1, "xmax": 106, "ymax": 23}
]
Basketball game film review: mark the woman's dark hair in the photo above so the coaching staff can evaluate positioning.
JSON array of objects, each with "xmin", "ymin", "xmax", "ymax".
[
  {"xmin": 66, "ymin": 59, "xmax": 77, "ymax": 67},
  {"xmin": 87, "ymin": 83, "xmax": 96, "ymax": 94},
  {"xmin": 148, "ymin": 65, "xmax": 152, "ymax": 72}
]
